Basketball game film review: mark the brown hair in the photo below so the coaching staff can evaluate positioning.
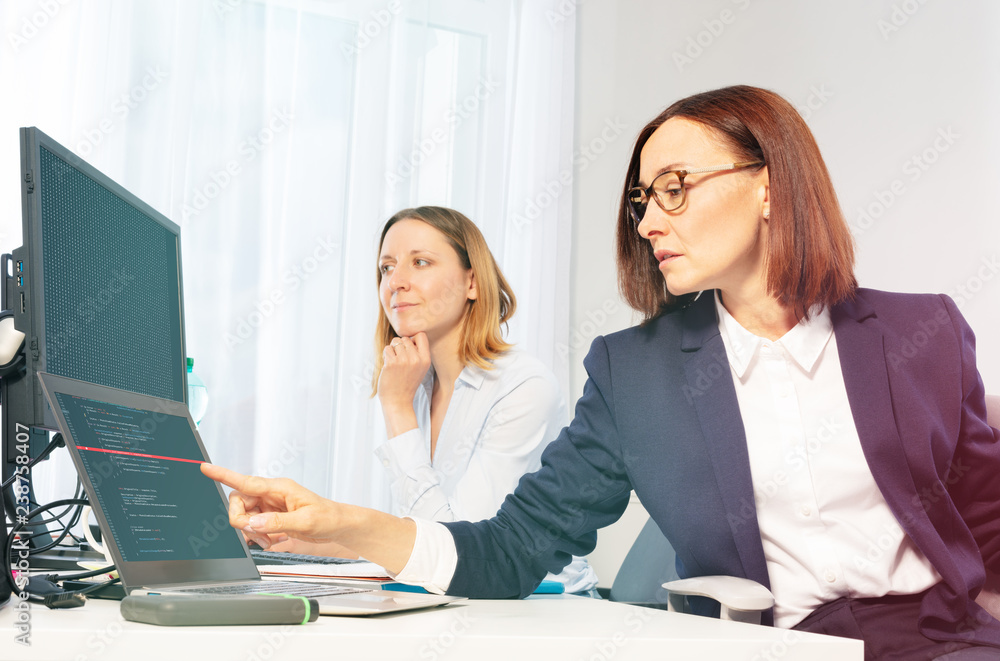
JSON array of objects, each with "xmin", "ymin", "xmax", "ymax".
[
  {"xmin": 371, "ymin": 206, "xmax": 516, "ymax": 396},
  {"xmin": 616, "ymin": 85, "xmax": 857, "ymax": 321}
]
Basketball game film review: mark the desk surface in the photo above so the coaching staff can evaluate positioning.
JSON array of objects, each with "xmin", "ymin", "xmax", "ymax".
[{"xmin": 1, "ymin": 593, "xmax": 862, "ymax": 660}]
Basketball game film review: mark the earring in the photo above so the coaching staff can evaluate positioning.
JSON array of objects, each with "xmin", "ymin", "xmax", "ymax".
[{"xmin": 763, "ymin": 209, "xmax": 770, "ymax": 220}]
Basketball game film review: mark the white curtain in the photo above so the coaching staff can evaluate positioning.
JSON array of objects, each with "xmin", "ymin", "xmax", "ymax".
[{"xmin": 0, "ymin": 0, "xmax": 575, "ymax": 511}]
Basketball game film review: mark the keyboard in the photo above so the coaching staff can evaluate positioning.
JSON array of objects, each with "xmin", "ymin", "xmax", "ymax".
[
  {"xmin": 249, "ymin": 549, "xmax": 364, "ymax": 566},
  {"xmin": 174, "ymin": 581, "xmax": 367, "ymax": 598}
]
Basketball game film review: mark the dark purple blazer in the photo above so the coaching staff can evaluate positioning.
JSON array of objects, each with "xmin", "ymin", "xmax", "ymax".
[{"xmin": 443, "ymin": 289, "xmax": 1000, "ymax": 646}]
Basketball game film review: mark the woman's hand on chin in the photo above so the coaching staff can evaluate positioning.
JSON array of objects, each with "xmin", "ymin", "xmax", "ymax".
[{"xmin": 377, "ymin": 331, "xmax": 431, "ymax": 436}]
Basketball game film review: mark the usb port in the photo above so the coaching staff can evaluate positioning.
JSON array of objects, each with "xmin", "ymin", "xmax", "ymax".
[
  {"xmin": 16, "ymin": 260, "xmax": 23, "ymax": 273},
  {"xmin": 17, "ymin": 275, "xmax": 23, "ymax": 287}
]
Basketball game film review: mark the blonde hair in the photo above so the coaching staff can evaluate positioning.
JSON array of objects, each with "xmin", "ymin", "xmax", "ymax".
[{"xmin": 370, "ymin": 207, "xmax": 515, "ymax": 396}]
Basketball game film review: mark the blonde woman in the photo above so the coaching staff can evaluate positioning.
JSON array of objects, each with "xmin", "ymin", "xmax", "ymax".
[{"xmin": 370, "ymin": 206, "xmax": 597, "ymax": 595}]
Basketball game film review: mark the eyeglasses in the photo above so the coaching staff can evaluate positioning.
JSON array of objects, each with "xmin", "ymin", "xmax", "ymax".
[{"xmin": 627, "ymin": 161, "xmax": 763, "ymax": 224}]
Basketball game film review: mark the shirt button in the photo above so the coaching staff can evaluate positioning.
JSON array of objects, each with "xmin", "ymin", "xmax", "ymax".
[
  {"xmin": 800, "ymin": 506, "xmax": 811, "ymax": 517},
  {"xmin": 825, "ymin": 572, "xmax": 837, "ymax": 583},
  {"xmin": 381, "ymin": 459, "xmax": 390, "ymax": 467}
]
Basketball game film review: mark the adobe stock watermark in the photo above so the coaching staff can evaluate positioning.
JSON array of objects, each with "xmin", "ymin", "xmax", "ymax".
[
  {"xmin": 213, "ymin": 0, "xmax": 243, "ymax": 19},
  {"xmin": 794, "ymin": 84, "xmax": 833, "ymax": 122},
  {"xmin": 515, "ymin": 451, "xmax": 633, "ymax": 558},
  {"xmin": 877, "ymin": 0, "xmax": 931, "ymax": 41},
  {"xmin": 254, "ymin": 437, "xmax": 308, "ymax": 479},
  {"xmin": 850, "ymin": 126, "xmax": 958, "ymax": 237},
  {"xmin": 512, "ymin": 117, "xmax": 629, "ymax": 232},
  {"xmin": 751, "ymin": 416, "xmax": 846, "ymax": 510},
  {"xmin": 352, "ymin": 358, "xmax": 377, "ymax": 395},
  {"xmin": 223, "ymin": 235, "xmax": 338, "ymax": 349},
  {"xmin": 885, "ymin": 283, "xmax": 995, "ymax": 373},
  {"xmin": 672, "ymin": 0, "xmax": 754, "ymax": 72},
  {"xmin": 682, "ymin": 348, "xmax": 730, "ymax": 405},
  {"xmin": 385, "ymin": 76, "xmax": 501, "ymax": 190},
  {"xmin": 181, "ymin": 108, "xmax": 294, "ymax": 221},
  {"xmin": 545, "ymin": 0, "xmax": 584, "ymax": 27},
  {"xmin": 947, "ymin": 255, "xmax": 999, "ymax": 310},
  {"xmin": 851, "ymin": 515, "xmax": 906, "ymax": 573},
  {"xmin": 73, "ymin": 65, "xmax": 169, "ymax": 156},
  {"xmin": 8, "ymin": 0, "xmax": 73, "ymax": 53},
  {"xmin": 11, "ymin": 423, "xmax": 33, "ymax": 647},
  {"xmin": 555, "ymin": 298, "xmax": 621, "ymax": 361},
  {"xmin": 340, "ymin": 0, "xmax": 401, "ymax": 61},
  {"xmin": 857, "ymin": 454, "xmax": 984, "ymax": 657},
  {"xmin": 727, "ymin": 416, "xmax": 848, "ymax": 531},
  {"xmin": 73, "ymin": 616, "xmax": 126, "ymax": 661},
  {"xmin": 244, "ymin": 626, "xmax": 295, "ymax": 661},
  {"xmin": 403, "ymin": 407, "xmax": 520, "ymax": 508},
  {"xmin": 188, "ymin": 438, "xmax": 305, "ymax": 556},
  {"xmin": 418, "ymin": 612, "xmax": 476, "ymax": 660},
  {"xmin": 748, "ymin": 629, "xmax": 805, "ymax": 661},
  {"xmin": 576, "ymin": 606, "xmax": 655, "ymax": 661}
]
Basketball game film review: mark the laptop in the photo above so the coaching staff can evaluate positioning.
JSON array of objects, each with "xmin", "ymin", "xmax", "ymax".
[{"xmin": 37, "ymin": 372, "xmax": 463, "ymax": 616}]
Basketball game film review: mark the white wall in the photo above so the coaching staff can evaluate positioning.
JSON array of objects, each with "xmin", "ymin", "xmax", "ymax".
[{"xmin": 570, "ymin": 0, "xmax": 1000, "ymax": 404}]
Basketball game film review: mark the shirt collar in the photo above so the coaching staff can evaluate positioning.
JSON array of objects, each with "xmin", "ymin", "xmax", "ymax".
[
  {"xmin": 714, "ymin": 291, "xmax": 832, "ymax": 378},
  {"xmin": 423, "ymin": 362, "xmax": 488, "ymax": 392},
  {"xmin": 456, "ymin": 362, "xmax": 486, "ymax": 390}
]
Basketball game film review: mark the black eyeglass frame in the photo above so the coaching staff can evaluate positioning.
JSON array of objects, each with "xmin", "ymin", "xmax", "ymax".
[{"xmin": 627, "ymin": 160, "xmax": 764, "ymax": 224}]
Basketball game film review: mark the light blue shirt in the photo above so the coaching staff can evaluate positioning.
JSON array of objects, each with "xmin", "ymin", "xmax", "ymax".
[{"xmin": 375, "ymin": 349, "xmax": 598, "ymax": 593}]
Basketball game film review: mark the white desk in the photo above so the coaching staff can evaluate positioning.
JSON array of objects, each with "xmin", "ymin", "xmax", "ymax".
[{"xmin": 1, "ymin": 593, "xmax": 861, "ymax": 660}]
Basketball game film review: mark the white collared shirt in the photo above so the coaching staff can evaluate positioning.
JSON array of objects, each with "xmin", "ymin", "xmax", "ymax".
[
  {"xmin": 376, "ymin": 350, "xmax": 598, "ymax": 593},
  {"xmin": 714, "ymin": 291, "xmax": 940, "ymax": 627},
  {"xmin": 396, "ymin": 295, "xmax": 941, "ymax": 617}
]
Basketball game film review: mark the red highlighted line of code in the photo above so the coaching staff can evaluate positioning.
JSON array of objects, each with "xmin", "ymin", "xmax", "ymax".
[{"xmin": 76, "ymin": 446, "xmax": 204, "ymax": 464}]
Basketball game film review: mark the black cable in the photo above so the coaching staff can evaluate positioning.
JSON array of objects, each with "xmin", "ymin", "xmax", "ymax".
[
  {"xmin": 22, "ymin": 490, "xmax": 86, "ymax": 552},
  {"xmin": 40, "ymin": 479, "xmax": 87, "ymax": 549},
  {"xmin": 5, "ymin": 498, "xmax": 90, "ymax": 598},
  {"xmin": 24, "ymin": 518, "xmax": 78, "ymax": 554},
  {"xmin": 40, "ymin": 564, "xmax": 116, "ymax": 582},
  {"xmin": 0, "ymin": 434, "xmax": 65, "ymax": 490},
  {"xmin": 73, "ymin": 576, "xmax": 120, "ymax": 596},
  {"xmin": 29, "ymin": 576, "xmax": 121, "ymax": 609}
]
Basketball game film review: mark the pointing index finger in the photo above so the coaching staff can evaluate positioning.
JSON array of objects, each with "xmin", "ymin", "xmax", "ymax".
[{"xmin": 200, "ymin": 462, "xmax": 252, "ymax": 492}]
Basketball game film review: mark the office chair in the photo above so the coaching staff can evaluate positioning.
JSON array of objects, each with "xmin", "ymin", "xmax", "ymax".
[
  {"xmin": 613, "ymin": 393, "xmax": 1000, "ymax": 626},
  {"xmin": 609, "ymin": 517, "xmax": 774, "ymax": 624},
  {"xmin": 607, "ymin": 517, "xmax": 678, "ymax": 609}
]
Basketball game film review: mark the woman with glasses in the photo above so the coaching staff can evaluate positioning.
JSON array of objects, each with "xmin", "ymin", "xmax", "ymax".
[{"xmin": 204, "ymin": 86, "xmax": 999, "ymax": 657}]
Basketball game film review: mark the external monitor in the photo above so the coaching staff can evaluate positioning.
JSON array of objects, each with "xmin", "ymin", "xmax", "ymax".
[{"xmin": 2, "ymin": 127, "xmax": 188, "ymax": 521}]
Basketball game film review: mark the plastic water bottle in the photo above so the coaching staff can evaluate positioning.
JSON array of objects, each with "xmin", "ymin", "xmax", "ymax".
[{"xmin": 186, "ymin": 357, "xmax": 209, "ymax": 425}]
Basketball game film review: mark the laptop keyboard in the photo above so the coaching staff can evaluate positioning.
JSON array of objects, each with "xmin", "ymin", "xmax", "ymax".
[
  {"xmin": 174, "ymin": 581, "xmax": 368, "ymax": 598},
  {"xmin": 249, "ymin": 549, "xmax": 364, "ymax": 566}
]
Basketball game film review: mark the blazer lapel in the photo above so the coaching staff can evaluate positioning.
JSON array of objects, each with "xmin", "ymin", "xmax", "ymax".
[
  {"xmin": 830, "ymin": 297, "xmax": 923, "ymax": 524},
  {"xmin": 680, "ymin": 293, "xmax": 770, "ymax": 588}
]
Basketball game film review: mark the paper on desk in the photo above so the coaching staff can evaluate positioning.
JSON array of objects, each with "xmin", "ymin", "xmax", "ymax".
[{"xmin": 257, "ymin": 562, "xmax": 391, "ymax": 581}]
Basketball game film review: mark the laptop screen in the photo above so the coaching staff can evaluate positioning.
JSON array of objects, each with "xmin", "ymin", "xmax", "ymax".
[
  {"xmin": 51, "ymin": 391, "xmax": 244, "ymax": 562},
  {"xmin": 39, "ymin": 372, "xmax": 259, "ymax": 590}
]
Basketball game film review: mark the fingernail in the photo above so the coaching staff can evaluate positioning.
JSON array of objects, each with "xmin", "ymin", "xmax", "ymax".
[{"xmin": 248, "ymin": 514, "xmax": 268, "ymax": 530}]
